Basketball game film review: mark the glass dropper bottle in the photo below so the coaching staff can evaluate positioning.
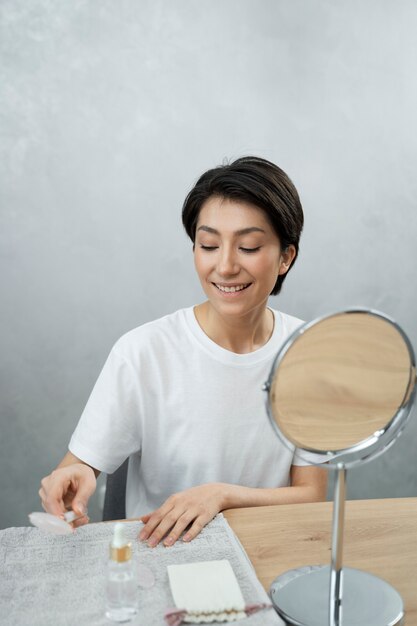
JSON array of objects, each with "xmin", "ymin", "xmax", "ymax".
[{"xmin": 105, "ymin": 523, "xmax": 138, "ymax": 622}]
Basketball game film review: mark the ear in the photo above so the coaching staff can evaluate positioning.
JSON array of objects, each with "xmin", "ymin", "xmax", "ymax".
[{"xmin": 278, "ymin": 245, "xmax": 297, "ymax": 276}]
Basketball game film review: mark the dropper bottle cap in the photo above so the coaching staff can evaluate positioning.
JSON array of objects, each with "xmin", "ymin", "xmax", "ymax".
[{"xmin": 110, "ymin": 523, "xmax": 132, "ymax": 563}]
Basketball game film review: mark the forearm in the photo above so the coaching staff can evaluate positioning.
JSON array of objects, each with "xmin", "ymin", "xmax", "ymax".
[
  {"xmin": 220, "ymin": 465, "xmax": 328, "ymax": 510},
  {"xmin": 139, "ymin": 469, "xmax": 327, "ymax": 547},
  {"xmin": 56, "ymin": 450, "xmax": 101, "ymax": 478},
  {"xmin": 220, "ymin": 483, "xmax": 324, "ymax": 510}
]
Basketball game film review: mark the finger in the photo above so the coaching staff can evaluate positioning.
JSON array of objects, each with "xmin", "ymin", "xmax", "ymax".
[
  {"xmin": 163, "ymin": 512, "xmax": 195, "ymax": 547},
  {"xmin": 39, "ymin": 478, "xmax": 68, "ymax": 517},
  {"xmin": 72, "ymin": 515, "xmax": 89, "ymax": 528},
  {"xmin": 138, "ymin": 514, "xmax": 159, "ymax": 541},
  {"xmin": 182, "ymin": 515, "xmax": 212, "ymax": 543},
  {"xmin": 146, "ymin": 509, "xmax": 184, "ymax": 547},
  {"xmin": 137, "ymin": 514, "xmax": 151, "ymax": 541},
  {"xmin": 38, "ymin": 486, "xmax": 53, "ymax": 514},
  {"xmin": 139, "ymin": 504, "xmax": 174, "ymax": 541},
  {"xmin": 63, "ymin": 489, "xmax": 77, "ymax": 510},
  {"xmin": 38, "ymin": 487, "xmax": 47, "ymax": 510}
]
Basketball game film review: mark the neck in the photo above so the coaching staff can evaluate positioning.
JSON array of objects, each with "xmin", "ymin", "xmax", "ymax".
[{"xmin": 194, "ymin": 301, "xmax": 274, "ymax": 354}]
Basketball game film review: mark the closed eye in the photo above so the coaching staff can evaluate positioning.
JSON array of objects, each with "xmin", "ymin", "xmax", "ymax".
[
  {"xmin": 240, "ymin": 247, "xmax": 261, "ymax": 253},
  {"xmin": 199, "ymin": 245, "xmax": 262, "ymax": 253}
]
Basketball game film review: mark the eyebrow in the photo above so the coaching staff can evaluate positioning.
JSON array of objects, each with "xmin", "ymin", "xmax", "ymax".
[{"xmin": 196, "ymin": 225, "xmax": 266, "ymax": 236}]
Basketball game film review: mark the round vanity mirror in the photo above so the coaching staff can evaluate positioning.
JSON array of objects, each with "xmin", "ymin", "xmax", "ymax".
[
  {"xmin": 266, "ymin": 309, "xmax": 416, "ymax": 466},
  {"xmin": 264, "ymin": 309, "xmax": 416, "ymax": 626}
]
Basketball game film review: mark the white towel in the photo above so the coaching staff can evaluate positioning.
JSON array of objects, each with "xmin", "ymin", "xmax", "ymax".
[{"xmin": 166, "ymin": 560, "xmax": 249, "ymax": 623}]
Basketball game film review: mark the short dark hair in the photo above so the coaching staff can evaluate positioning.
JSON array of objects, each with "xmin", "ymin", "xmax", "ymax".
[{"xmin": 181, "ymin": 156, "xmax": 304, "ymax": 295}]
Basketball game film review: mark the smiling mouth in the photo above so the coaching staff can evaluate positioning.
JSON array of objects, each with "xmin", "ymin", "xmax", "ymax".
[{"xmin": 213, "ymin": 283, "xmax": 251, "ymax": 293}]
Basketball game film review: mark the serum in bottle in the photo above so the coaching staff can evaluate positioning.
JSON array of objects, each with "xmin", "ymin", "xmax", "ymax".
[{"xmin": 105, "ymin": 523, "xmax": 138, "ymax": 622}]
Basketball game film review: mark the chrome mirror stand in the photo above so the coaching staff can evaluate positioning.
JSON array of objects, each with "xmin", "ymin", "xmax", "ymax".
[
  {"xmin": 270, "ymin": 463, "xmax": 404, "ymax": 626},
  {"xmin": 329, "ymin": 464, "xmax": 346, "ymax": 626}
]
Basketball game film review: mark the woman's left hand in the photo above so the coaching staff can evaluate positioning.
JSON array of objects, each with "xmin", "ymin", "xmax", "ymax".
[{"xmin": 138, "ymin": 483, "xmax": 226, "ymax": 547}]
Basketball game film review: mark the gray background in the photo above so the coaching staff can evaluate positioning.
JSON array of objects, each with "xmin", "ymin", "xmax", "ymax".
[{"xmin": 1, "ymin": 0, "xmax": 416, "ymax": 529}]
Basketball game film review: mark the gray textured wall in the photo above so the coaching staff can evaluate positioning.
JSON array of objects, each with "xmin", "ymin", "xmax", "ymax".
[{"xmin": 1, "ymin": 0, "xmax": 416, "ymax": 529}]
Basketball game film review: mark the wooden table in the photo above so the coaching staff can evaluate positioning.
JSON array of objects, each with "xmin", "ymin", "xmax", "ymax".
[{"xmin": 224, "ymin": 497, "xmax": 417, "ymax": 626}]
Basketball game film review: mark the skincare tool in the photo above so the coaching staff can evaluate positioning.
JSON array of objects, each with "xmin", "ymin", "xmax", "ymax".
[{"xmin": 28, "ymin": 510, "xmax": 83, "ymax": 535}]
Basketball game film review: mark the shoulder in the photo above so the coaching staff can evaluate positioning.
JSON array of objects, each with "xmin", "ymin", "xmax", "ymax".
[
  {"xmin": 271, "ymin": 309, "xmax": 305, "ymax": 339},
  {"xmin": 110, "ymin": 307, "xmax": 191, "ymax": 361}
]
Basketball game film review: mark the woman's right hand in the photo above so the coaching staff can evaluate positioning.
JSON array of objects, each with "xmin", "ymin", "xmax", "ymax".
[{"xmin": 39, "ymin": 463, "xmax": 97, "ymax": 528}]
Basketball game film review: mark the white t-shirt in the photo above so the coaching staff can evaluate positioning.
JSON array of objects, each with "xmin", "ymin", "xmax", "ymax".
[{"xmin": 69, "ymin": 306, "xmax": 308, "ymax": 518}]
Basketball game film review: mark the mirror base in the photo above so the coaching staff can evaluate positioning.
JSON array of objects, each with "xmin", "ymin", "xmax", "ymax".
[{"xmin": 270, "ymin": 565, "xmax": 403, "ymax": 626}]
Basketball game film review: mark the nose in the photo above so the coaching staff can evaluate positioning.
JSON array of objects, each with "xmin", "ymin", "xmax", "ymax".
[{"xmin": 217, "ymin": 246, "xmax": 240, "ymax": 276}]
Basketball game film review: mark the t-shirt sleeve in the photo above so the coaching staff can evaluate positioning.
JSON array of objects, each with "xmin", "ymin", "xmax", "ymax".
[
  {"xmin": 69, "ymin": 346, "xmax": 142, "ymax": 474},
  {"xmin": 291, "ymin": 447, "xmax": 329, "ymax": 466}
]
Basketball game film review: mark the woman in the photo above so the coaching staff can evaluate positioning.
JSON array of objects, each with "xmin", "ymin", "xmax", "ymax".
[{"xmin": 39, "ymin": 156, "xmax": 327, "ymax": 546}]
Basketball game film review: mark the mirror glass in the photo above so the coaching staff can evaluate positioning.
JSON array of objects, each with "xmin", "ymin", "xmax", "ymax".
[{"xmin": 268, "ymin": 311, "xmax": 415, "ymax": 456}]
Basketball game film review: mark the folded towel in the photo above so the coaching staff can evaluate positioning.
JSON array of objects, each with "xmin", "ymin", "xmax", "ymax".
[{"xmin": 165, "ymin": 559, "xmax": 272, "ymax": 624}]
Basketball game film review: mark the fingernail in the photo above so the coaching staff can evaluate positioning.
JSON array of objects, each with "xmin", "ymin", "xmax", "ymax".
[
  {"xmin": 164, "ymin": 536, "xmax": 174, "ymax": 546},
  {"xmin": 148, "ymin": 538, "xmax": 157, "ymax": 548},
  {"xmin": 76, "ymin": 503, "xmax": 86, "ymax": 515},
  {"xmin": 139, "ymin": 531, "xmax": 147, "ymax": 541},
  {"xmin": 183, "ymin": 534, "xmax": 191, "ymax": 542}
]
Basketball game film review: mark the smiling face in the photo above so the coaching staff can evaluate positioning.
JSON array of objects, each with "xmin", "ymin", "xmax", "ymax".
[{"xmin": 194, "ymin": 196, "xmax": 295, "ymax": 319}]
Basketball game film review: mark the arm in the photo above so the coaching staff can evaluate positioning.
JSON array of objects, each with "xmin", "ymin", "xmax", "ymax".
[
  {"xmin": 222, "ymin": 465, "xmax": 327, "ymax": 509},
  {"xmin": 56, "ymin": 450, "xmax": 101, "ymax": 477},
  {"xmin": 139, "ymin": 465, "xmax": 327, "ymax": 547},
  {"xmin": 38, "ymin": 451, "xmax": 100, "ymax": 527}
]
